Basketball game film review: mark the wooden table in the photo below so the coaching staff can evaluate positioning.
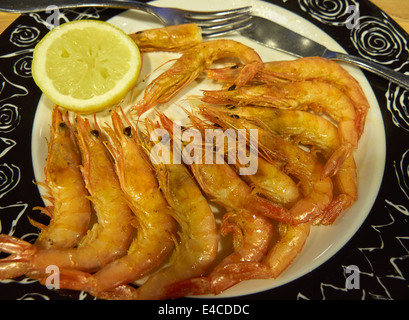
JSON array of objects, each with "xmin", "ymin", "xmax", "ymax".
[{"xmin": 1, "ymin": 1, "xmax": 409, "ymax": 34}]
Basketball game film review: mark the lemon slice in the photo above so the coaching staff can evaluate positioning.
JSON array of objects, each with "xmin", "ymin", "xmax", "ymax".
[{"xmin": 32, "ymin": 20, "xmax": 141, "ymax": 113}]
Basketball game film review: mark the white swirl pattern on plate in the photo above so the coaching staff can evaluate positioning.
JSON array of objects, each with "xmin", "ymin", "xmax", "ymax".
[
  {"xmin": 348, "ymin": 10, "xmax": 409, "ymax": 133},
  {"xmin": 350, "ymin": 12, "xmax": 409, "ymax": 67},
  {"xmin": 0, "ymin": 137, "xmax": 16, "ymax": 158},
  {"xmin": 0, "ymin": 104, "xmax": 21, "ymax": 133},
  {"xmin": 298, "ymin": 0, "xmax": 359, "ymax": 26},
  {"xmin": 9, "ymin": 25, "xmax": 40, "ymax": 47},
  {"xmin": 0, "ymin": 72, "xmax": 29, "ymax": 103},
  {"xmin": 0, "ymin": 163, "xmax": 20, "ymax": 199},
  {"xmin": 0, "ymin": 203, "xmax": 28, "ymax": 235},
  {"xmin": 394, "ymin": 149, "xmax": 409, "ymax": 200},
  {"xmin": 386, "ymin": 73, "xmax": 409, "ymax": 132},
  {"xmin": 13, "ymin": 56, "xmax": 33, "ymax": 78}
]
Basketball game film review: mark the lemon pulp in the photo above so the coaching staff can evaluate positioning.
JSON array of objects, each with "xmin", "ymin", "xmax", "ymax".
[{"xmin": 32, "ymin": 20, "xmax": 141, "ymax": 113}]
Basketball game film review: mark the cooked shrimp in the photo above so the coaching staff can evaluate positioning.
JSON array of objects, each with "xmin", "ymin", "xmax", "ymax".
[
  {"xmin": 210, "ymin": 210, "xmax": 274, "ymax": 294},
  {"xmin": 241, "ymin": 156, "xmax": 300, "ymax": 208},
  {"xmin": 212, "ymin": 105, "xmax": 358, "ymax": 222},
  {"xmin": 168, "ymin": 209, "xmax": 274, "ymax": 297},
  {"xmin": 32, "ymin": 107, "xmax": 91, "ymax": 250},
  {"xmin": 316, "ymin": 156, "xmax": 358, "ymax": 225},
  {"xmin": 206, "ymin": 57, "xmax": 369, "ymax": 138},
  {"xmin": 202, "ymin": 81, "xmax": 358, "ymax": 177},
  {"xmin": 158, "ymin": 112, "xmax": 288, "ymax": 219},
  {"xmin": 129, "ymin": 23, "xmax": 202, "ymax": 52},
  {"xmin": 157, "ymin": 113, "xmax": 274, "ymax": 294},
  {"xmin": 263, "ymin": 222, "xmax": 310, "ymax": 278},
  {"xmin": 213, "ymin": 222, "xmax": 311, "ymax": 282},
  {"xmin": 185, "ymin": 109, "xmax": 300, "ymax": 208},
  {"xmin": 55, "ymin": 109, "xmax": 177, "ymax": 296},
  {"xmin": 212, "ymin": 106, "xmax": 338, "ymax": 158},
  {"xmin": 210, "ymin": 105, "xmax": 347, "ymax": 177},
  {"xmin": 0, "ymin": 115, "xmax": 134, "ymax": 280},
  {"xmin": 108, "ymin": 118, "xmax": 218, "ymax": 300},
  {"xmin": 198, "ymin": 105, "xmax": 333, "ymax": 225},
  {"xmin": 131, "ymin": 39, "xmax": 263, "ymax": 116}
]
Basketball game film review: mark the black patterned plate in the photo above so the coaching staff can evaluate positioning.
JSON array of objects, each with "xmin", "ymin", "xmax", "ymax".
[{"xmin": 0, "ymin": 0, "xmax": 408, "ymax": 300}]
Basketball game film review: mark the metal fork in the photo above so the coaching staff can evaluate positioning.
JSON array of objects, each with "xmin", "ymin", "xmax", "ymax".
[{"xmin": 0, "ymin": 0, "xmax": 252, "ymax": 37}]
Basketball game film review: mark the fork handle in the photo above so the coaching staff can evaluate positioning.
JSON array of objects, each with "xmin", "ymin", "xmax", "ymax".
[
  {"xmin": 326, "ymin": 50, "xmax": 409, "ymax": 91},
  {"xmin": 0, "ymin": 0, "xmax": 152, "ymax": 14}
]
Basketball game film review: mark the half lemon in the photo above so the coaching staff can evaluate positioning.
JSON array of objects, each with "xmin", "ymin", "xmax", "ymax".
[{"xmin": 32, "ymin": 20, "xmax": 141, "ymax": 113}]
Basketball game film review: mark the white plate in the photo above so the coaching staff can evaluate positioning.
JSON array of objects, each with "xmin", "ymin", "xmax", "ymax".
[{"xmin": 31, "ymin": 0, "xmax": 386, "ymax": 298}]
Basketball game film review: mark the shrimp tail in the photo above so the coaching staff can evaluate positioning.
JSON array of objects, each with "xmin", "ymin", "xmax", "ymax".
[
  {"xmin": 214, "ymin": 262, "xmax": 272, "ymax": 282},
  {"xmin": 0, "ymin": 234, "xmax": 35, "ymax": 279},
  {"xmin": 50, "ymin": 269, "xmax": 94, "ymax": 293},
  {"xmin": 322, "ymin": 143, "xmax": 353, "ymax": 178},
  {"xmin": 91, "ymin": 284, "xmax": 139, "ymax": 300},
  {"xmin": 55, "ymin": 268, "xmax": 143, "ymax": 300},
  {"xmin": 318, "ymin": 194, "xmax": 356, "ymax": 225}
]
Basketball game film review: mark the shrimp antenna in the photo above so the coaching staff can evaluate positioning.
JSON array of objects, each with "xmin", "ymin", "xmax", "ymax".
[{"xmin": 141, "ymin": 58, "xmax": 178, "ymax": 84}]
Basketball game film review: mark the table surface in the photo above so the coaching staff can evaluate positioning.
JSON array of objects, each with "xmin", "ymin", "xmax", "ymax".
[{"xmin": 1, "ymin": 0, "xmax": 409, "ymax": 34}]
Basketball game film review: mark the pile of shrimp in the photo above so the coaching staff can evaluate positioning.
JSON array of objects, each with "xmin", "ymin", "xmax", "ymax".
[{"xmin": 0, "ymin": 23, "xmax": 369, "ymax": 300}]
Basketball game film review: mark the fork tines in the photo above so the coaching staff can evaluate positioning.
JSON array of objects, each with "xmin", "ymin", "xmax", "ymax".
[{"xmin": 184, "ymin": 6, "xmax": 253, "ymax": 37}]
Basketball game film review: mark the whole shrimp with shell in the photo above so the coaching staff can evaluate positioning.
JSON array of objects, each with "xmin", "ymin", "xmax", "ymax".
[
  {"xmin": 32, "ymin": 107, "xmax": 92, "ymax": 250},
  {"xmin": 0, "ymin": 107, "xmax": 92, "ymax": 279},
  {"xmin": 158, "ymin": 113, "xmax": 274, "ymax": 295},
  {"xmin": 210, "ymin": 105, "xmax": 358, "ymax": 224},
  {"xmin": 55, "ymin": 109, "xmax": 177, "ymax": 298},
  {"xmin": 0, "ymin": 114, "xmax": 134, "ymax": 281},
  {"xmin": 131, "ymin": 39, "xmax": 263, "ymax": 116},
  {"xmin": 185, "ymin": 108, "xmax": 301, "ymax": 208},
  {"xmin": 201, "ymin": 80, "xmax": 358, "ymax": 178},
  {"xmin": 102, "ymin": 118, "xmax": 219, "ymax": 300},
  {"xmin": 206, "ymin": 56, "xmax": 370, "ymax": 139},
  {"xmin": 197, "ymin": 105, "xmax": 333, "ymax": 226},
  {"xmin": 130, "ymin": 23, "xmax": 202, "ymax": 53}
]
